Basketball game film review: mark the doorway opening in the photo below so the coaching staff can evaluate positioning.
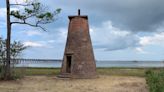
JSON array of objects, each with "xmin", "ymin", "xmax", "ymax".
[{"xmin": 66, "ymin": 55, "xmax": 72, "ymax": 73}]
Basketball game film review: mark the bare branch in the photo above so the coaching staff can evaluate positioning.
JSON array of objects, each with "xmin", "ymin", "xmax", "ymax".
[
  {"xmin": 37, "ymin": 25, "xmax": 46, "ymax": 31},
  {"xmin": 10, "ymin": 4, "xmax": 32, "ymax": 6},
  {"xmin": 11, "ymin": 21, "xmax": 46, "ymax": 31}
]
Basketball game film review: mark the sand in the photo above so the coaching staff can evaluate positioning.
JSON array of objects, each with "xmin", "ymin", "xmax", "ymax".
[{"xmin": 0, "ymin": 75, "xmax": 148, "ymax": 92}]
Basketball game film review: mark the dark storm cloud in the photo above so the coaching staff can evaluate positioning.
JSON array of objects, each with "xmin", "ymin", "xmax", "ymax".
[
  {"xmin": 94, "ymin": 34, "xmax": 140, "ymax": 51},
  {"xmin": 37, "ymin": 0, "xmax": 164, "ymax": 52},
  {"xmin": 46, "ymin": 0, "xmax": 164, "ymax": 32}
]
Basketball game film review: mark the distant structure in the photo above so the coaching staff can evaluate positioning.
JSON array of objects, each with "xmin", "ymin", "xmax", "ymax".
[{"xmin": 58, "ymin": 9, "xmax": 97, "ymax": 78}]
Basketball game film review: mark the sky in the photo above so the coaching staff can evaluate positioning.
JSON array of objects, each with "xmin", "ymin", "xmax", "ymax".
[{"xmin": 0, "ymin": 0, "xmax": 164, "ymax": 61}]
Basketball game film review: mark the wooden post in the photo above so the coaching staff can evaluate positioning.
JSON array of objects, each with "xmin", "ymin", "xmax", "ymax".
[{"xmin": 5, "ymin": 0, "xmax": 11, "ymax": 80}]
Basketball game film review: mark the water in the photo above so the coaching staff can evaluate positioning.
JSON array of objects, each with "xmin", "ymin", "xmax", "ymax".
[
  {"xmin": 97, "ymin": 61, "xmax": 164, "ymax": 68},
  {"xmin": 16, "ymin": 61, "xmax": 164, "ymax": 68}
]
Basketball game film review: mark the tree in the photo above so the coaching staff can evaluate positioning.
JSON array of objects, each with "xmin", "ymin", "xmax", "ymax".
[
  {"xmin": 0, "ymin": 37, "xmax": 27, "ymax": 79},
  {"xmin": 0, "ymin": 37, "xmax": 6, "ymax": 60},
  {"xmin": 0, "ymin": 37, "xmax": 27, "ymax": 61},
  {"xmin": 5, "ymin": 0, "xmax": 61, "ymax": 80}
]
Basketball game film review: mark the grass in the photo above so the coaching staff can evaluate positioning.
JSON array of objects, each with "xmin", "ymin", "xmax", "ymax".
[
  {"xmin": 13, "ymin": 67, "xmax": 164, "ymax": 77},
  {"xmin": 145, "ymin": 70, "xmax": 164, "ymax": 92},
  {"xmin": 97, "ymin": 68, "xmax": 146, "ymax": 77},
  {"xmin": 14, "ymin": 67, "xmax": 60, "ymax": 76},
  {"xmin": 1, "ymin": 68, "xmax": 164, "ymax": 92}
]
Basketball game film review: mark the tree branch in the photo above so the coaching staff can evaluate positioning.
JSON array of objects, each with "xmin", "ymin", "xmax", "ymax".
[
  {"xmin": 11, "ymin": 22, "xmax": 46, "ymax": 31},
  {"xmin": 10, "ymin": 4, "xmax": 32, "ymax": 6}
]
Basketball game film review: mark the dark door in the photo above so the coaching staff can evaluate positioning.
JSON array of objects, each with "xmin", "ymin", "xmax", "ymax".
[{"xmin": 66, "ymin": 55, "xmax": 72, "ymax": 73}]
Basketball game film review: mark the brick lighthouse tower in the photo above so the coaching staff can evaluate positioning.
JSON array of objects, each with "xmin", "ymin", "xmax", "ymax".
[{"xmin": 59, "ymin": 10, "xmax": 96, "ymax": 78}]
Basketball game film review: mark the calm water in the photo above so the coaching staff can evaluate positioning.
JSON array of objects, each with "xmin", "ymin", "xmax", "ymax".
[{"xmin": 16, "ymin": 61, "xmax": 164, "ymax": 68}]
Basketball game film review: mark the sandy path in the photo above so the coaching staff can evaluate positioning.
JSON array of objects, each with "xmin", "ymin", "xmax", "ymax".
[{"xmin": 0, "ymin": 75, "xmax": 148, "ymax": 92}]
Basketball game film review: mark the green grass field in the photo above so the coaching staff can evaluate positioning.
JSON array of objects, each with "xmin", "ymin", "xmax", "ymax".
[{"xmin": 14, "ymin": 67, "xmax": 164, "ymax": 77}]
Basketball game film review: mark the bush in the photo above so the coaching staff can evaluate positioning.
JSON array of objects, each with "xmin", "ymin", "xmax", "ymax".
[
  {"xmin": 0, "ymin": 66, "xmax": 2, "ymax": 73},
  {"xmin": 0, "ymin": 65, "xmax": 23, "ymax": 80},
  {"xmin": 145, "ymin": 70, "xmax": 164, "ymax": 92},
  {"xmin": 0, "ymin": 65, "xmax": 4, "ymax": 79}
]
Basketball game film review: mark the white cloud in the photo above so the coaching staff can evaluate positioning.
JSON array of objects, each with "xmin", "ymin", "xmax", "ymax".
[
  {"xmin": 58, "ymin": 28, "xmax": 67, "ymax": 39},
  {"xmin": 10, "ymin": 0, "xmax": 31, "ymax": 4},
  {"xmin": 47, "ymin": 40, "xmax": 55, "ymax": 43},
  {"xmin": 90, "ymin": 20, "xmax": 164, "ymax": 54},
  {"xmin": 24, "ymin": 31, "xmax": 42, "ymax": 36},
  {"xmin": 23, "ymin": 41, "xmax": 44, "ymax": 47},
  {"xmin": 139, "ymin": 32, "xmax": 164, "ymax": 46},
  {"xmin": 90, "ymin": 20, "xmax": 140, "ymax": 51},
  {"xmin": 135, "ymin": 47, "xmax": 147, "ymax": 54},
  {"xmin": 23, "ymin": 40, "xmax": 56, "ymax": 48},
  {"xmin": 44, "ymin": 27, "xmax": 67, "ymax": 44}
]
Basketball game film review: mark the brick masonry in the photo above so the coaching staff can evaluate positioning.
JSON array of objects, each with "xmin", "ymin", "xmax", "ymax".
[{"xmin": 59, "ymin": 11, "xmax": 97, "ymax": 78}]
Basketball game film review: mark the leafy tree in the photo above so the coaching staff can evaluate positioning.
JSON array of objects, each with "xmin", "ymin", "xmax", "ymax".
[
  {"xmin": 0, "ymin": 37, "xmax": 27, "ymax": 60},
  {"xmin": 0, "ymin": 37, "xmax": 6, "ymax": 60},
  {"xmin": 0, "ymin": 37, "xmax": 27, "ymax": 62},
  {"xmin": 5, "ymin": 0, "xmax": 61, "ymax": 80},
  {"xmin": 0, "ymin": 37, "xmax": 27, "ymax": 79}
]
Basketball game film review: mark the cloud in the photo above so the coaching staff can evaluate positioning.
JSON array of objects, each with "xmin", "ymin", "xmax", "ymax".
[
  {"xmin": 10, "ymin": 0, "xmax": 32, "ymax": 4},
  {"xmin": 44, "ymin": 0, "xmax": 164, "ymax": 32},
  {"xmin": 135, "ymin": 47, "xmax": 147, "ymax": 54},
  {"xmin": 47, "ymin": 40, "xmax": 55, "ymax": 43},
  {"xmin": 23, "ymin": 30, "xmax": 42, "ymax": 36},
  {"xmin": 23, "ymin": 40, "xmax": 57, "ymax": 48},
  {"xmin": 23, "ymin": 41, "xmax": 44, "ymax": 47},
  {"xmin": 139, "ymin": 32, "xmax": 164, "ymax": 46},
  {"xmin": 1, "ymin": 0, "xmax": 164, "ymax": 60},
  {"xmin": 42, "ymin": 27, "xmax": 67, "ymax": 44},
  {"xmin": 91, "ymin": 20, "xmax": 164, "ymax": 53},
  {"xmin": 91, "ymin": 21, "xmax": 140, "ymax": 51}
]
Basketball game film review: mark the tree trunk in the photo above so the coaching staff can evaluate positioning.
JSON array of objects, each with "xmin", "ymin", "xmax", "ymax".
[{"xmin": 5, "ymin": 0, "xmax": 11, "ymax": 80}]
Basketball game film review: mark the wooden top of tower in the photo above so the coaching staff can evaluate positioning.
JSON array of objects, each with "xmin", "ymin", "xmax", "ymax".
[{"xmin": 68, "ymin": 9, "xmax": 88, "ymax": 20}]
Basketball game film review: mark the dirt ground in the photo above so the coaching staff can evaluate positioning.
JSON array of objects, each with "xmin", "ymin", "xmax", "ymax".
[{"xmin": 0, "ymin": 75, "xmax": 148, "ymax": 92}]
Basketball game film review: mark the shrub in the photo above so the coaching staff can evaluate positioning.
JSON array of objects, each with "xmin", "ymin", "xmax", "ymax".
[
  {"xmin": 0, "ymin": 65, "xmax": 4, "ymax": 79},
  {"xmin": 146, "ymin": 70, "xmax": 164, "ymax": 92},
  {"xmin": 0, "ymin": 65, "xmax": 24, "ymax": 80}
]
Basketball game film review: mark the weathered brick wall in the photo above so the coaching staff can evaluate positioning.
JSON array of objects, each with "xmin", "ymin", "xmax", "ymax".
[{"xmin": 60, "ymin": 15, "xmax": 97, "ymax": 78}]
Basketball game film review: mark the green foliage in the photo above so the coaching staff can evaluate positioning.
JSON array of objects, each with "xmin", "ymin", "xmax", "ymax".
[
  {"xmin": 25, "ymin": 8, "xmax": 33, "ymax": 14},
  {"xmin": 10, "ymin": 1, "xmax": 61, "ymax": 27},
  {"xmin": 10, "ymin": 10, "xmax": 26, "ymax": 20},
  {"xmin": 0, "ymin": 37, "xmax": 27, "ymax": 59},
  {"xmin": 10, "ymin": 41, "xmax": 27, "ymax": 58},
  {"xmin": 0, "ymin": 66, "xmax": 3, "ymax": 79},
  {"xmin": 146, "ymin": 70, "xmax": 164, "ymax": 92},
  {"xmin": 32, "ymin": 2, "xmax": 40, "ymax": 11},
  {"xmin": 0, "ymin": 37, "xmax": 6, "ymax": 59},
  {"xmin": 56, "ymin": 8, "xmax": 61, "ymax": 13},
  {"xmin": 0, "ymin": 37, "xmax": 27, "ymax": 80},
  {"xmin": 0, "ymin": 67, "xmax": 23, "ymax": 80}
]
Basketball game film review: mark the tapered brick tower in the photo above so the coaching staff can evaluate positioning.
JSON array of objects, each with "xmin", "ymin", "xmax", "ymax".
[{"xmin": 59, "ymin": 10, "xmax": 96, "ymax": 78}]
